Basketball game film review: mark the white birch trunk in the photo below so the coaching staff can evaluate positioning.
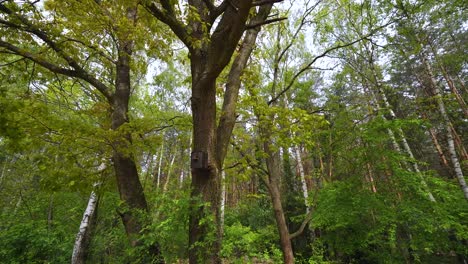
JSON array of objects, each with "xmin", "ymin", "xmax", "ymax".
[
  {"xmin": 179, "ymin": 170, "xmax": 184, "ymax": 188},
  {"xmin": 365, "ymin": 73, "xmax": 436, "ymax": 201},
  {"xmin": 157, "ymin": 138, "xmax": 165, "ymax": 189},
  {"xmin": 163, "ymin": 155, "xmax": 175, "ymax": 192},
  {"xmin": 71, "ymin": 184, "xmax": 99, "ymax": 264},
  {"xmin": 423, "ymin": 54, "xmax": 468, "ymax": 201},
  {"xmin": 294, "ymin": 145, "xmax": 309, "ymax": 214},
  {"xmin": 378, "ymin": 86, "xmax": 436, "ymax": 202},
  {"xmin": 72, "ymin": 163, "xmax": 105, "ymax": 264},
  {"xmin": 220, "ymin": 170, "xmax": 226, "ymax": 235}
]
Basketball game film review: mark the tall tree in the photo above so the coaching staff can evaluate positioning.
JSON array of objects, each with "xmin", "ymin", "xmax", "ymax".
[
  {"xmin": 144, "ymin": 1, "xmax": 280, "ymax": 262},
  {"xmin": 0, "ymin": 1, "xmax": 164, "ymax": 260}
]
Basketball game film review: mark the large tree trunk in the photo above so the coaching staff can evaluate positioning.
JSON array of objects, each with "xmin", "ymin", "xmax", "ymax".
[
  {"xmin": 110, "ymin": 6, "xmax": 163, "ymax": 261},
  {"xmin": 189, "ymin": 69, "xmax": 221, "ymax": 263},
  {"xmin": 187, "ymin": 3, "xmax": 271, "ymax": 263}
]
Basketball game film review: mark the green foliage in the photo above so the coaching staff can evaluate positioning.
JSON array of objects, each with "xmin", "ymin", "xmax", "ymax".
[
  {"xmin": 0, "ymin": 192, "xmax": 83, "ymax": 263},
  {"xmin": 145, "ymin": 188, "xmax": 191, "ymax": 263},
  {"xmin": 0, "ymin": 221, "xmax": 71, "ymax": 263}
]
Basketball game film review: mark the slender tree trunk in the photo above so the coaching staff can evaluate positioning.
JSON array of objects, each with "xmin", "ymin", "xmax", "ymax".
[
  {"xmin": 441, "ymin": 69, "xmax": 468, "ymax": 117},
  {"xmin": 365, "ymin": 63, "xmax": 436, "ymax": 201},
  {"xmin": 72, "ymin": 184, "xmax": 100, "ymax": 264},
  {"xmin": 47, "ymin": 194, "xmax": 54, "ymax": 230},
  {"xmin": 220, "ymin": 170, "xmax": 226, "ymax": 237},
  {"xmin": 422, "ymin": 53, "xmax": 468, "ymax": 201},
  {"xmin": 156, "ymin": 135, "xmax": 165, "ymax": 189},
  {"xmin": 449, "ymin": 123, "xmax": 468, "ymax": 161},
  {"xmin": 428, "ymin": 126, "xmax": 450, "ymax": 168},
  {"xmin": 378, "ymin": 86, "xmax": 436, "ymax": 202},
  {"xmin": 431, "ymin": 45, "xmax": 468, "ymax": 117},
  {"xmin": 163, "ymin": 155, "xmax": 175, "ymax": 192},
  {"xmin": 366, "ymin": 162, "xmax": 377, "ymax": 193},
  {"xmin": 455, "ymin": 74, "xmax": 467, "ymax": 94},
  {"xmin": 143, "ymin": 153, "xmax": 156, "ymax": 190},
  {"xmin": 0, "ymin": 157, "xmax": 8, "ymax": 190},
  {"xmin": 295, "ymin": 145, "xmax": 310, "ymax": 213},
  {"xmin": 179, "ymin": 170, "xmax": 185, "ymax": 188},
  {"xmin": 264, "ymin": 140, "xmax": 295, "ymax": 264}
]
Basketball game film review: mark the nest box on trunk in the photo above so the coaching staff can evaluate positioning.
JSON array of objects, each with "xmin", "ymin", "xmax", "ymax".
[{"xmin": 191, "ymin": 151, "xmax": 208, "ymax": 169}]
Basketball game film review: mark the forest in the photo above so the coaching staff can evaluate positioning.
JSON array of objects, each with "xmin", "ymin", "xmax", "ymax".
[{"xmin": 0, "ymin": 0, "xmax": 467, "ymax": 263}]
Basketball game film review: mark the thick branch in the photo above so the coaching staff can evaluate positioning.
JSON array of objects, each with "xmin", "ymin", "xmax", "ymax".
[
  {"xmin": 0, "ymin": 40, "xmax": 113, "ymax": 101},
  {"xmin": 144, "ymin": 2, "xmax": 191, "ymax": 48},
  {"xmin": 209, "ymin": 0, "xmax": 229, "ymax": 22},
  {"xmin": 216, "ymin": 3, "xmax": 274, "ymax": 167},
  {"xmin": 0, "ymin": 40, "xmax": 75, "ymax": 76},
  {"xmin": 0, "ymin": 3, "xmax": 113, "ymax": 101},
  {"xmin": 206, "ymin": 0, "xmax": 253, "ymax": 75},
  {"xmin": 252, "ymin": 0, "xmax": 283, "ymax": 6},
  {"xmin": 246, "ymin": 17, "xmax": 287, "ymax": 29},
  {"xmin": 201, "ymin": 0, "xmax": 215, "ymax": 12}
]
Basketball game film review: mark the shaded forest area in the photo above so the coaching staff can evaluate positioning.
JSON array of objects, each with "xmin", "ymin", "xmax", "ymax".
[{"xmin": 0, "ymin": 0, "xmax": 466, "ymax": 263}]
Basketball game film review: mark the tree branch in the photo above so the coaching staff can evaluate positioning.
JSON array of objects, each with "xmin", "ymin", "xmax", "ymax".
[
  {"xmin": 0, "ymin": 40, "xmax": 75, "ymax": 76},
  {"xmin": 201, "ymin": 0, "xmax": 215, "ymax": 13},
  {"xmin": 144, "ymin": 2, "xmax": 191, "ymax": 48},
  {"xmin": 288, "ymin": 209, "xmax": 313, "ymax": 240},
  {"xmin": 289, "ymin": 188, "xmax": 319, "ymax": 240},
  {"xmin": 210, "ymin": 0, "xmax": 229, "ymax": 22},
  {"xmin": 268, "ymin": 21, "xmax": 393, "ymax": 105},
  {"xmin": 246, "ymin": 17, "xmax": 286, "ymax": 29},
  {"xmin": 62, "ymin": 37, "xmax": 116, "ymax": 64},
  {"xmin": 0, "ymin": 3, "xmax": 113, "ymax": 101},
  {"xmin": 252, "ymin": 0, "xmax": 283, "ymax": 6},
  {"xmin": 0, "ymin": 40, "xmax": 112, "ymax": 101}
]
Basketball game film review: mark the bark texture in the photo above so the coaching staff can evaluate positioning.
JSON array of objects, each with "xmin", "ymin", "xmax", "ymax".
[
  {"xmin": 422, "ymin": 52, "xmax": 468, "ymax": 201},
  {"xmin": 187, "ymin": 1, "xmax": 253, "ymax": 262},
  {"xmin": 72, "ymin": 186, "xmax": 99, "ymax": 264},
  {"xmin": 263, "ymin": 134, "xmax": 295, "ymax": 264}
]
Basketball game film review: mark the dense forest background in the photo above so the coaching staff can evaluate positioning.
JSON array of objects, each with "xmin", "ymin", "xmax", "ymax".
[{"xmin": 0, "ymin": 0, "xmax": 467, "ymax": 263}]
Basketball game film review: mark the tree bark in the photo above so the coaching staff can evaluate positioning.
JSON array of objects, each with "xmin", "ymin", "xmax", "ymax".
[
  {"xmin": 263, "ymin": 138, "xmax": 295, "ymax": 264},
  {"xmin": 449, "ymin": 123, "xmax": 468, "ymax": 161},
  {"xmin": 163, "ymin": 155, "xmax": 175, "ymax": 193},
  {"xmin": 72, "ymin": 184, "xmax": 100, "ymax": 264},
  {"xmin": 422, "ymin": 112, "xmax": 450, "ymax": 168},
  {"xmin": 431, "ymin": 45, "xmax": 468, "ymax": 117},
  {"xmin": 110, "ymin": 7, "xmax": 163, "ymax": 261},
  {"xmin": 422, "ymin": 52, "xmax": 468, "ymax": 201},
  {"xmin": 184, "ymin": 2, "xmax": 266, "ymax": 263},
  {"xmin": 156, "ymin": 134, "xmax": 165, "ymax": 189},
  {"xmin": 295, "ymin": 145, "xmax": 310, "ymax": 213},
  {"xmin": 364, "ymin": 57, "xmax": 436, "ymax": 201}
]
